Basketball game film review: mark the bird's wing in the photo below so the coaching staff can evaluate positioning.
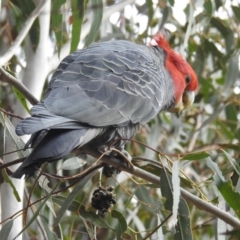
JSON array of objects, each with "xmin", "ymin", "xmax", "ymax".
[
  {"xmin": 16, "ymin": 41, "xmax": 174, "ymax": 136},
  {"xmin": 45, "ymin": 41, "xmax": 173, "ymax": 125}
]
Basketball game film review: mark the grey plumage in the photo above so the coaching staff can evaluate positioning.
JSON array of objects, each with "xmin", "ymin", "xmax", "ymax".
[{"xmin": 12, "ymin": 40, "xmax": 175, "ymax": 178}]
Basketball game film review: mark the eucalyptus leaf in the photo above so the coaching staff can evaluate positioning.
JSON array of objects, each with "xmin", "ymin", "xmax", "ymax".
[
  {"xmin": 84, "ymin": 0, "xmax": 103, "ymax": 47},
  {"xmin": 70, "ymin": 0, "xmax": 86, "ymax": 52},
  {"xmin": 53, "ymin": 169, "xmax": 97, "ymax": 225},
  {"xmin": 206, "ymin": 158, "xmax": 240, "ymax": 218},
  {"xmin": 0, "ymin": 220, "xmax": 13, "ymax": 240},
  {"xmin": 112, "ymin": 210, "xmax": 127, "ymax": 239}
]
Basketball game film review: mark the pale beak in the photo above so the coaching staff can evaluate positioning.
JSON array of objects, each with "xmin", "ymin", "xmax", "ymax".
[{"xmin": 168, "ymin": 91, "xmax": 195, "ymax": 113}]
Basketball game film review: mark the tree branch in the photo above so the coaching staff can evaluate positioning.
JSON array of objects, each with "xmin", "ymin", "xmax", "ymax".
[
  {"xmin": 0, "ymin": 0, "xmax": 48, "ymax": 66},
  {"xmin": 0, "ymin": 67, "xmax": 39, "ymax": 105},
  {"xmin": 81, "ymin": 146, "xmax": 240, "ymax": 230}
]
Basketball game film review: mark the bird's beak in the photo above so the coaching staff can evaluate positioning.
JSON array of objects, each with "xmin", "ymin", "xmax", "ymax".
[{"xmin": 168, "ymin": 91, "xmax": 195, "ymax": 114}]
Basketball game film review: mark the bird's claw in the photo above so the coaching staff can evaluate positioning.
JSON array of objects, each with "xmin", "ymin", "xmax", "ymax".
[{"xmin": 109, "ymin": 148, "xmax": 134, "ymax": 170}]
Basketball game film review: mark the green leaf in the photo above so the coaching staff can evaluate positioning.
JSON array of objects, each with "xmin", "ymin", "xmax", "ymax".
[
  {"xmin": 13, "ymin": 182, "xmax": 60, "ymax": 240},
  {"xmin": 51, "ymin": 0, "xmax": 67, "ymax": 56},
  {"xmin": 2, "ymin": 169, "xmax": 21, "ymax": 202},
  {"xmin": 38, "ymin": 176, "xmax": 52, "ymax": 193},
  {"xmin": 206, "ymin": 158, "xmax": 240, "ymax": 218},
  {"xmin": 224, "ymin": 54, "xmax": 239, "ymax": 90},
  {"xmin": 196, "ymin": 104, "xmax": 226, "ymax": 131},
  {"xmin": 70, "ymin": 0, "xmax": 86, "ymax": 52},
  {"xmin": 225, "ymin": 105, "xmax": 237, "ymax": 132},
  {"xmin": 52, "ymin": 196, "xmax": 80, "ymax": 212},
  {"xmin": 216, "ymin": 120, "xmax": 234, "ymax": 141},
  {"xmin": 222, "ymin": 150, "xmax": 240, "ymax": 176},
  {"xmin": 214, "ymin": 0, "xmax": 222, "ymax": 10},
  {"xmin": 160, "ymin": 169, "xmax": 173, "ymax": 212},
  {"xmin": 12, "ymin": 86, "xmax": 30, "ymax": 113},
  {"xmin": 111, "ymin": 210, "xmax": 127, "ymax": 239},
  {"xmin": 0, "ymin": 220, "xmax": 13, "ymax": 240},
  {"xmin": 79, "ymin": 205, "xmax": 114, "ymax": 230},
  {"xmin": 12, "ymin": 0, "xmax": 40, "ymax": 51},
  {"xmin": 172, "ymin": 161, "xmax": 180, "ymax": 225},
  {"xmin": 204, "ymin": 0, "xmax": 213, "ymax": 18},
  {"xmin": 232, "ymin": 6, "xmax": 240, "ymax": 22},
  {"xmin": 174, "ymin": 198, "xmax": 192, "ymax": 240},
  {"xmin": 53, "ymin": 169, "xmax": 97, "ymax": 225},
  {"xmin": 168, "ymin": 0, "xmax": 175, "ymax": 7},
  {"xmin": 181, "ymin": 152, "xmax": 210, "ymax": 161},
  {"xmin": 61, "ymin": 157, "xmax": 86, "ymax": 170},
  {"xmin": 84, "ymin": 0, "xmax": 103, "ymax": 47},
  {"xmin": 161, "ymin": 170, "xmax": 193, "ymax": 239},
  {"xmin": 159, "ymin": 6, "xmax": 169, "ymax": 31},
  {"xmin": 193, "ymin": 47, "xmax": 205, "ymax": 78},
  {"xmin": 0, "ymin": 113, "xmax": 30, "ymax": 157},
  {"xmin": 135, "ymin": 185, "xmax": 155, "ymax": 204},
  {"xmin": 210, "ymin": 17, "xmax": 234, "ymax": 52},
  {"xmin": 39, "ymin": 215, "xmax": 58, "ymax": 240},
  {"xmin": 146, "ymin": 0, "xmax": 154, "ymax": 27}
]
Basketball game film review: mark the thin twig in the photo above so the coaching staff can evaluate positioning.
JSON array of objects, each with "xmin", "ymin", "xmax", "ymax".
[
  {"xmin": 0, "ymin": 0, "xmax": 47, "ymax": 66},
  {"xmin": 143, "ymin": 213, "xmax": 173, "ymax": 240},
  {"xmin": 0, "ymin": 67, "xmax": 39, "ymax": 105},
  {"xmin": 0, "ymin": 108, "xmax": 24, "ymax": 120},
  {"xmin": 0, "ymin": 157, "xmax": 25, "ymax": 170},
  {"xmin": 0, "ymin": 164, "xmax": 100, "ymax": 226},
  {"xmin": 81, "ymin": 146, "xmax": 240, "ymax": 230},
  {"xmin": 24, "ymin": 164, "xmax": 48, "ymax": 226},
  {"xmin": 23, "ymin": 189, "xmax": 47, "ymax": 240}
]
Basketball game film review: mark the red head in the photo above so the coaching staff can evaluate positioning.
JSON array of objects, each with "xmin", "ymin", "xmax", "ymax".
[{"xmin": 150, "ymin": 34, "xmax": 198, "ymax": 112}]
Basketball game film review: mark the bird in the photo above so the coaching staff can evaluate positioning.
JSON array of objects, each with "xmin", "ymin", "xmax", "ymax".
[{"xmin": 11, "ymin": 34, "xmax": 198, "ymax": 178}]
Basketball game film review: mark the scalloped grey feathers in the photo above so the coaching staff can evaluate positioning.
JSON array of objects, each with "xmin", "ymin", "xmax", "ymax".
[{"xmin": 12, "ymin": 40, "xmax": 174, "ymax": 178}]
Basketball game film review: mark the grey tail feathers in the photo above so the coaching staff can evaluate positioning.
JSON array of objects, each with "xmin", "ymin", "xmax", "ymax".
[{"xmin": 11, "ymin": 128, "xmax": 102, "ymax": 179}]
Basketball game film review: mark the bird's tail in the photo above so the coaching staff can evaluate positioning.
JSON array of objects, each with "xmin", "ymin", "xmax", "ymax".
[{"xmin": 11, "ymin": 128, "xmax": 103, "ymax": 179}]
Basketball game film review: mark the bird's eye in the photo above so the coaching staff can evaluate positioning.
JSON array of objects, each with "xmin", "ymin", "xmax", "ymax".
[{"xmin": 185, "ymin": 75, "xmax": 191, "ymax": 84}]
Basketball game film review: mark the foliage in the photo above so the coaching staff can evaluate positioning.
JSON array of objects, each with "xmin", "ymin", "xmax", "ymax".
[{"xmin": 0, "ymin": 0, "xmax": 240, "ymax": 239}]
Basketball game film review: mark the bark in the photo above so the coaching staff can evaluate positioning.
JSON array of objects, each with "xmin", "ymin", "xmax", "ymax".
[{"xmin": 1, "ymin": 1, "xmax": 51, "ymax": 239}]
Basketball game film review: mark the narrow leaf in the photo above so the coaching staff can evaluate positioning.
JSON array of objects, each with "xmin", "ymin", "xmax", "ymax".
[
  {"xmin": 146, "ymin": 0, "xmax": 154, "ymax": 27},
  {"xmin": 204, "ymin": 0, "xmax": 213, "ymax": 18},
  {"xmin": 181, "ymin": 152, "xmax": 210, "ymax": 161},
  {"xmin": 159, "ymin": 6, "xmax": 169, "ymax": 31},
  {"xmin": 54, "ymin": 169, "xmax": 97, "ymax": 225},
  {"xmin": 168, "ymin": 0, "xmax": 175, "ymax": 6},
  {"xmin": 111, "ymin": 210, "xmax": 127, "ymax": 238},
  {"xmin": 232, "ymin": 6, "xmax": 240, "ymax": 22},
  {"xmin": 12, "ymin": 87, "xmax": 30, "ymax": 113},
  {"xmin": 160, "ymin": 169, "xmax": 173, "ymax": 212},
  {"xmin": 51, "ymin": 0, "xmax": 67, "ymax": 56},
  {"xmin": 13, "ymin": 182, "xmax": 60, "ymax": 240},
  {"xmin": 40, "ymin": 215, "xmax": 58, "ymax": 240},
  {"xmin": 207, "ymin": 158, "xmax": 240, "ymax": 218},
  {"xmin": 2, "ymin": 169, "xmax": 21, "ymax": 202},
  {"xmin": 53, "ymin": 196, "xmax": 80, "ymax": 212},
  {"xmin": 172, "ymin": 161, "xmax": 180, "ymax": 225},
  {"xmin": 210, "ymin": 17, "xmax": 234, "ymax": 52},
  {"xmin": 196, "ymin": 104, "xmax": 226, "ymax": 131},
  {"xmin": 224, "ymin": 54, "xmax": 239, "ymax": 90},
  {"xmin": 0, "ymin": 113, "xmax": 30, "ymax": 157},
  {"xmin": 174, "ymin": 198, "xmax": 192, "ymax": 240},
  {"xmin": 0, "ymin": 220, "xmax": 13, "ymax": 240},
  {"xmin": 70, "ymin": 0, "xmax": 85, "ymax": 52},
  {"xmin": 61, "ymin": 157, "xmax": 86, "ymax": 170},
  {"xmin": 222, "ymin": 150, "xmax": 240, "ymax": 176},
  {"xmin": 84, "ymin": 0, "xmax": 103, "ymax": 47},
  {"xmin": 161, "ymin": 169, "xmax": 193, "ymax": 239},
  {"xmin": 79, "ymin": 205, "xmax": 114, "ymax": 230}
]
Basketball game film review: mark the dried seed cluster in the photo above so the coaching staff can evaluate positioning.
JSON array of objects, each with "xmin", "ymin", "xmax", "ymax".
[{"xmin": 91, "ymin": 186, "xmax": 116, "ymax": 215}]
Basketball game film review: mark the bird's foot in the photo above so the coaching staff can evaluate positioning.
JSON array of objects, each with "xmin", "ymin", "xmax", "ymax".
[{"xmin": 109, "ymin": 148, "xmax": 134, "ymax": 170}]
